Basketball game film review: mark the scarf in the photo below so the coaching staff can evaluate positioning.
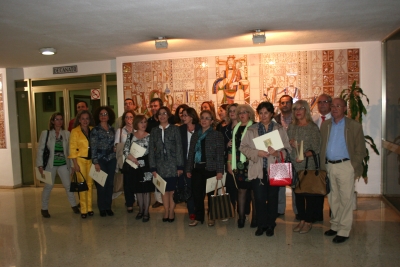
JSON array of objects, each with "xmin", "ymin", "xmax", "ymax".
[
  {"xmin": 258, "ymin": 121, "xmax": 275, "ymax": 168},
  {"xmin": 231, "ymin": 120, "xmax": 253, "ymax": 170},
  {"xmin": 194, "ymin": 127, "xmax": 213, "ymax": 163}
]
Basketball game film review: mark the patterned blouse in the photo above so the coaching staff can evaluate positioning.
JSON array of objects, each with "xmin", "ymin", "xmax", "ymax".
[
  {"xmin": 90, "ymin": 124, "xmax": 116, "ymax": 164},
  {"xmin": 123, "ymin": 133, "xmax": 152, "ymax": 181},
  {"xmin": 53, "ymin": 135, "xmax": 66, "ymax": 166}
]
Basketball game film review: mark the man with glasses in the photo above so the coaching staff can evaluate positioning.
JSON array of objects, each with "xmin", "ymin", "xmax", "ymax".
[
  {"xmin": 115, "ymin": 98, "xmax": 137, "ymax": 129},
  {"xmin": 320, "ymin": 98, "xmax": 366, "ymax": 243},
  {"xmin": 274, "ymin": 95, "xmax": 299, "ymax": 219},
  {"xmin": 68, "ymin": 101, "xmax": 89, "ymax": 131}
]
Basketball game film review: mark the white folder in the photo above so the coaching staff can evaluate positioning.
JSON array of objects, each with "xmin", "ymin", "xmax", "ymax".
[
  {"xmin": 252, "ymin": 129, "xmax": 284, "ymax": 151},
  {"xmin": 205, "ymin": 173, "xmax": 227, "ymax": 193},
  {"xmin": 89, "ymin": 164, "xmax": 108, "ymax": 187},
  {"xmin": 126, "ymin": 142, "xmax": 147, "ymax": 169},
  {"xmin": 153, "ymin": 173, "xmax": 166, "ymax": 195},
  {"xmin": 35, "ymin": 167, "xmax": 53, "ymax": 185}
]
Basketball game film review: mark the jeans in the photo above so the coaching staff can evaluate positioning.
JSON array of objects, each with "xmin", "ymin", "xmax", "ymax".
[{"xmin": 95, "ymin": 158, "xmax": 116, "ymax": 211}]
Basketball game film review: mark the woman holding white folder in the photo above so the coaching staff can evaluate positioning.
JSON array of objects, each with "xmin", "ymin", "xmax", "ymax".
[
  {"xmin": 37, "ymin": 112, "xmax": 79, "ymax": 218},
  {"xmin": 240, "ymin": 101, "xmax": 291, "ymax": 237}
]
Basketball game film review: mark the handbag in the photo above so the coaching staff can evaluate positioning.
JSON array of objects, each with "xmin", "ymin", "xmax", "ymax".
[
  {"xmin": 284, "ymin": 148, "xmax": 299, "ymax": 188},
  {"xmin": 42, "ymin": 130, "xmax": 50, "ymax": 169},
  {"xmin": 232, "ymin": 160, "xmax": 249, "ymax": 182},
  {"xmin": 70, "ymin": 171, "xmax": 89, "ymax": 192},
  {"xmin": 173, "ymin": 175, "xmax": 192, "ymax": 203},
  {"xmin": 209, "ymin": 179, "xmax": 234, "ymax": 220},
  {"xmin": 294, "ymin": 150, "xmax": 330, "ymax": 196},
  {"xmin": 113, "ymin": 172, "xmax": 124, "ymax": 193},
  {"xmin": 268, "ymin": 151, "xmax": 292, "ymax": 186}
]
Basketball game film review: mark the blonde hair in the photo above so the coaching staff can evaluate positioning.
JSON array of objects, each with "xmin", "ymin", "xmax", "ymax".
[
  {"xmin": 291, "ymin": 100, "xmax": 313, "ymax": 124},
  {"xmin": 236, "ymin": 104, "xmax": 255, "ymax": 122}
]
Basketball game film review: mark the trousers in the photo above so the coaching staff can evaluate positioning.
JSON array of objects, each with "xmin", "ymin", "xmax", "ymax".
[{"xmin": 76, "ymin": 158, "xmax": 94, "ymax": 214}]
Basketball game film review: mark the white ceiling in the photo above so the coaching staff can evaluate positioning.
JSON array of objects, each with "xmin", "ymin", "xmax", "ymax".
[{"xmin": 1, "ymin": 0, "xmax": 399, "ymax": 68}]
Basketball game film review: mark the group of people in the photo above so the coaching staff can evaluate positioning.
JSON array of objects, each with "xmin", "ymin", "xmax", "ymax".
[{"xmin": 36, "ymin": 93, "xmax": 366, "ymax": 244}]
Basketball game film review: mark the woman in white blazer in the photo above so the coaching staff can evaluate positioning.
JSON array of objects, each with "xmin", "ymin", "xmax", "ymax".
[{"xmin": 36, "ymin": 112, "xmax": 79, "ymax": 218}]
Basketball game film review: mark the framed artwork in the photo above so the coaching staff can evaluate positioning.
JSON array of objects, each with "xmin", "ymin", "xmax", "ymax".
[{"xmin": 42, "ymin": 92, "xmax": 56, "ymax": 112}]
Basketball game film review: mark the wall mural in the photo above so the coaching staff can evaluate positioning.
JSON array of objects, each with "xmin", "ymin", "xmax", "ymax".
[
  {"xmin": 0, "ymin": 74, "xmax": 6, "ymax": 148},
  {"xmin": 122, "ymin": 49, "xmax": 359, "ymax": 116}
]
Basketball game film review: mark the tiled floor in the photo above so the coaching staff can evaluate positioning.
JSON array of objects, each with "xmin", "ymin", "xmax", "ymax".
[{"xmin": 1, "ymin": 188, "xmax": 400, "ymax": 267}]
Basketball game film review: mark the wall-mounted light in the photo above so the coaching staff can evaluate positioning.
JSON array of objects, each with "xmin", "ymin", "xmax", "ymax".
[
  {"xmin": 155, "ymin": 37, "xmax": 168, "ymax": 49},
  {"xmin": 252, "ymin": 30, "xmax": 266, "ymax": 44},
  {"xmin": 40, "ymin": 48, "xmax": 57, "ymax": 55}
]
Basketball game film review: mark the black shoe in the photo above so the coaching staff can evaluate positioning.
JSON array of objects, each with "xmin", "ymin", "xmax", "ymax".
[
  {"xmin": 324, "ymin": 229, "xmax": 338, "ymax": 236},
  {"xmin": 162, "ymin": 218, "xmax": 168, "ymax": 222},
  {"xmin": 72, "ymin": 206, "xmax": 80, "ymax": 214},
  {"xmin": 127, "ymin": 207, "xmax": 134, "ymax": 213},
  {"xmin": 238, "ymin": 218, "xmax": 245, "ymax": 228},
  {"xmin": 81, "ymin": 213, "xmax": 87, "ymax": 219},
  {"xmin": 100, "ymin": 210, "xmax": 107, "ymax": 217},
  {"xmin": 152, "ymin": 201, "xmax": 163, "ymax": 208},
  {"xmin": 266, "ymin": 227, "xmax": 274, "ymax": 237},
  {"xmin": 106, "ymin": 210, "xmax": 114, "ymax": 216},
  {"xmin": 136, "ymin": 213, "xmax": 143, "ymax": 220},
  {"xmin": 250, "ymin": 220, "xmax": 258, "ymax": 228},
  {"xmin": 41, "ymin": 209, "xmax": 50, "ymax": 218},
  {"xmin": 142, "ymin": 214, "xmax": 150, "ymax": 222},
  {"xmin": 88, "ymin": 211, "xmax": 94, "ymax": 216},
  {"xmin": 168, "ymin": 213, "xmax": 175, "ymax": 223},
  {"xmin": 255, "ymin": 227, "xmax": 265, "ymax": 236},
  {"xmin": 333, "ymin": 235, "xmax": 349, "ymax": 243}
]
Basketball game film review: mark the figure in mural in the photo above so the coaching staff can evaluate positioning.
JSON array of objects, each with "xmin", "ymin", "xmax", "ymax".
[
  {"xmin": 213, "ymin": 55, "xmax": 249, "ymax": 105},
  {"xmin": 263, "ymin": 76, "xmax": 279, "ymax": 104},
  {"xmin": 283, "ymin": 76, "xmax": 301, "ymax": 102},
  {"xmin": 163, "ymin": 84, "xmax": 173, "ymax": 111}
]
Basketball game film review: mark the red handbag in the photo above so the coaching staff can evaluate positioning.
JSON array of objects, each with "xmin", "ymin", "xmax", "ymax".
[{"xmin": 268, "ymin": 151, "xmax": 292, "ymax": 186}]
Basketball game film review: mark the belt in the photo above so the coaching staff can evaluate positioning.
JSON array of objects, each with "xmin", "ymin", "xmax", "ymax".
[{"xmin": 326, "ymin": 158, "xmax": 349, "ymax": 164}]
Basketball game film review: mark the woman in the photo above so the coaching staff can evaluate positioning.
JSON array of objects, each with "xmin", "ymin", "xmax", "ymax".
[
  {"xmin": 70, "ymin": 110, "xmax": 95, "ymax": 218},
  {"xmin": 179, "ymin": 107, "xmax": 201, "ymax": 223},
  {"xmin": 240, "ymin": 101, "xmax": 291, "ymax": 237},
  {"xmin": 114, "ymin": 111, "xmax": 135, "ymax": 208},
  {"xmin": 201, "ymin": 101, "xmax": 220, "ymax": 126},
  {"xmin": 287, "ymin": 100, "xmax": 321, "ymax": 234},
  {"xmin": 216, "ymin": 104, "xmax": 229, "ymax": 131},
  {"xmin": 90, "ymin": 106, "xmax": 117, "ymax": 217},
  {"xmin": 227, "ymin": 104, "xmax": 256, "ymax": 228},
  {"xmin": 186, "ymin": 110, "xmax": 225, "ymax": 226},
  {"xmin": 123, "ymin": 115, "xmax": 154, "ymax": 222},
  {"xmin": 221, "ymin": 103, "xmax": 239, "ymax": 211},
  {"xmin": 148, "ymin": 106, "xmax": 184, "ymax": 223},
  {"xmin": 174, "ymin": 104, "xmax": 189, "ymax": 125},
  {"xmin": 37, "ymin": 112, "xmax": 79, "ymax": 218}
]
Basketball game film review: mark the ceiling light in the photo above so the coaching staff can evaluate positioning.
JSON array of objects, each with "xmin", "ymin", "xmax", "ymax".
[
  {"xmin": 155, "ymin": 37, "xmax": 168, "ymax": 49},
  {"xmin": 40, "ymin": 48, "xmax": 56, "ymax": 55},
  {"xmin": 252, "ymin": 30, "xmax": 266, "ymax": 44}
]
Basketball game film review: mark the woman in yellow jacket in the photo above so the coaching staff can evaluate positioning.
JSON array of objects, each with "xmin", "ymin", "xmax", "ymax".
[{"xmin": 69, "ymin": 110, "xmax": 95, "ymax": 219}]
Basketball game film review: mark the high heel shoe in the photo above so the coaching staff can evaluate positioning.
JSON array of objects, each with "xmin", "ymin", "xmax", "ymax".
[
  {"xmin": 142, "ymin": 214, "xmax": 150, "ymax": 223},
  {"xmin": 168, "ymin": 213, "xmax": 175, "ymax": 223},
  {"xmin": 293, "ymin": 221, "xmax": 305, "ymax": 232},
  {"xmin": 189, "ymin": 220, "xmax": 204, "ymax": 226},
  {"xmin": 41, "ymin": 209, "xmax": 50, "ymax": 218},
  {"xmin": 299, "ymin": 223, "xmax": 312, "ymax": 234},
  {"xmin": 81, "ymin": 213, "xmax": 87, "ymax": 219},
  {"xmin": 162, "ymin": 218, "xmax": 168, "ymax": 222},
  {"xmin": 238, "ymin": 218, "xmax": 245, "ymax": 228},
  {"xmin": 127, "ymin": 207, "xmax": 134, "ymax": 213},
  {"xmin": 136, "ymin": 213, "xmax": 143, "ymax": 220},
  {"xmin": 208, "ymin": 219, "xmax": 215, "ymax": 227},
  {"xmin": 88, "ymin": 211, "xmax": 94, "ymax": 216}
]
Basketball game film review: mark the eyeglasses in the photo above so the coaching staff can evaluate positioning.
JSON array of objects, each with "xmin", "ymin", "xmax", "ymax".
[
  {"xmin": 331, "ymin": 105, "xmax": 344, "ymax": 109},
  {"xmin": 100, "ymin": 112, "xmax": 108, "ymax": 116},
  {"xmin": 318, "ymin": 100, "xmax": 331, "ymax": 104},
  {"xmin": 229, "ymin": 110, "xmax": 236, "ymax": 113},
  {"xmin": 200, "ymin": 117, "xmax": 212, "ymax": 121},
  {"xmin": 125, "ymin": 116, "xmax": 134, "ymax": 119},
  {"xmin": 158, "ymin": 112, "xmax": 168, "ymax": 116},
  {"xmin": 293, "ymin": 107, "xmax": 305, "ymax": 111},
  {"xmin": 238, "ymin": 111, "xmax": 249, "ymax": 115},
  {"xmin": 54, "ymin": 118, "xmax": 63, "ymax": 121}
]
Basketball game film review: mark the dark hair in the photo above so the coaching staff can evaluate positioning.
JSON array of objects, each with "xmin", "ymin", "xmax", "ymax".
[
  {"xmin": 77, "ymin": 101, "xmax": 88, "ymax": 108},
  {"xmin": 156, "ymin": 106, "xmax": 172, "ymax": 118},
  {"xmin": 120, "ymin": 111, "xmax": 135, "ymax": 129},
  {"xmin": 48, "ymin": 112, "xmax": 64, "ymax": 130},
  {"xmin": 201, "ymin": 101, "xmax": 217, "ymax": 120},
  {"xmin": 93, "ymin": 106, "xmax": 116, "ymax": 125},
  {"xmin": 219, "ymin": 104, "xmax": 229, "ymax": 111},
  {"xmin": 279, "ymin": 95, "xmax": 293, "ymax": 104},
  {"xmin": 200, "ymin": 110, "xmax": 214, "ymax": 121},
  {"xmin": 256, "ymin": 101, "xmax": 275, "ymax": 115},
  {"xmin": 73, "ymin": 110, "xmax": 95, "ymax": 128},
  {"xmin": 174, "ymin": 104, "xmax": 189, "ymax": 124},
  {"xmin": 133, "ymin": 114, "xmax": 147, "ymax": 131},
  {"xmin": 183, "ymin": 107, "xmax": 199, "ymax": 124},
  {"xmin": 150, "ymin": 97, "xmax": 163, "ymax": 107}
]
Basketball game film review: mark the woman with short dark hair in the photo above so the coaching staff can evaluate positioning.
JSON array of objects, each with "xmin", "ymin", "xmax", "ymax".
[{"xmin": 174, "ymin": 104, "xmax": 189, "ymax": 125}]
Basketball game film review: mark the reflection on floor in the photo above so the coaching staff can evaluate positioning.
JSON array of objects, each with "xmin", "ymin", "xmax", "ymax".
[{"xmin": 1, "ymin": 188, "xmax": 400, "ymax": 267}]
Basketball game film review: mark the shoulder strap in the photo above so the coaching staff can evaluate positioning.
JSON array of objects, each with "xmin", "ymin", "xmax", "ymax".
[{"xmin": 45, "ymin": 130, "xmax": 50, "ymax": 145}]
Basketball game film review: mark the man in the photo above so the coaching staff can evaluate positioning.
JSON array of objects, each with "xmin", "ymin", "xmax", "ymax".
[
  {"xmin": 320, "ymin": 98, "xmax": 366, "ymax": 243},
  {"xmin": 68, "ymin": 101, "xmax": 88, "ymax": 131},
  {"xmin": 312, "ymin": 93, "xmax": 332, "ymax": 221},
  {"xmin": 115, "ymin": 98, "xmax": 136, "ymax": 129},
  {"xmin": 273, "ymin": 95, "xmax": 298, "ymax": 218}
]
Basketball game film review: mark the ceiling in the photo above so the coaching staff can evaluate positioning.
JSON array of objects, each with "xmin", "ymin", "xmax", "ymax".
[{"xmin": 1, "ymin": 0, "xmax": 399, "ymax": 68}]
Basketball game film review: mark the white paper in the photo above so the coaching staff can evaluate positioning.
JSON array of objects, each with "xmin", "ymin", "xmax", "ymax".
[
  {"xmin": 252, "ymin": 129, "xmax": 284, "ymax": 151},
  {"xmin": 205, "ymin": 173, "xmax": 227, "ymax": 193},
  {"xmin": 126, "ymin": 142, "xmax": 147, "ymax": 169},
  {"xmin": 89, "ymin": 164, "xmax": 108, "ymax": 187},
  {"xmin": 152, "ymin": 173, "xmax": 166, "ymax": 195},
  {"xmin": 35, "ymin": 167, "xmax": 53, "ymax": 185}
]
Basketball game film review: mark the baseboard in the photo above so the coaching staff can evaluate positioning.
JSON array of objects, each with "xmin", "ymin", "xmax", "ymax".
[{"xmin": 0, "ymin": 183, "xmax": 22, "ymax": 189}]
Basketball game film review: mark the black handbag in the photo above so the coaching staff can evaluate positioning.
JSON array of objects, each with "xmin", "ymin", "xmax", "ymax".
[
  {"xmin": 173, "ymin": 175, "xmax": 192, "ymax": 204},
  {"xmin": 42, "ymin": 130, "xmax": 50, "ymax": 169},
  {"xmin": 70, "ymin": 171, "xmax": 89, "ymax": 192}
]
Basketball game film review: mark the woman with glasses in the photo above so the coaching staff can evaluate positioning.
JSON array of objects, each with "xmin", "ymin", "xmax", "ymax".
[
  {"xmin": 179, "ymin": 107, "xmax": 201, "ymax": 223},
  {"xmin": 186, "ymin": 110, "xmax": 224, "ymax": 226},
  {"xmin": 227, "ymin": 104, "xmax": 257, "ymax": 228},
  {"xmin": 201, "ymin": 101, "xmax": 220, "ymax": 127},
  {"xmin": 288, "ymin": 100, "xmax": 321, "ymax": 234},
  {"xmin": 91, "ymin": 106, "xmax": 117, "ymax": 217},
  {"xmin": 37, "ymin": 112, "xmax": 79, "ymax": 218},
  {"xmin": 70, "ymin": 110, "xmax": 95, "ymax": 218},
  {"xmin": 240, "ymin": 101, "xmax": 291, "ymax": 237},
  {"xmin": 149, "ymin": 106, "xmax": 184, "ymax": 223}
]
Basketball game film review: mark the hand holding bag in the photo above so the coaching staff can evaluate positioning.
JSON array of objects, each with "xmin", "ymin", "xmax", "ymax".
[
  {"xmin": 294, "ymin": 150, "xmax": 330, "ymax": 196},
  {"xmin": 268, "ymin": 151, "xmax": 292, "ymax": 186},
  {"xmin": 70, "ymin": 171, "xmax": 89, "ymax": 192},
  {"xmin": 42, "ymin": 130, "xmax": 50, "ymax": 169},
  {"xmin": 209, "ymin": 179, "xmax": 234, "ymax": 220}
]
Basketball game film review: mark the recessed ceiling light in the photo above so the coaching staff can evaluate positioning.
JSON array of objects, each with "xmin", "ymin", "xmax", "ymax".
[
  {"xmin": 40, "ymin": 48, "xmax": 57, "ymax": 55},
  {"xmin": 155, "ymin": 37, "xmax": 168, "ymax": 49}
]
